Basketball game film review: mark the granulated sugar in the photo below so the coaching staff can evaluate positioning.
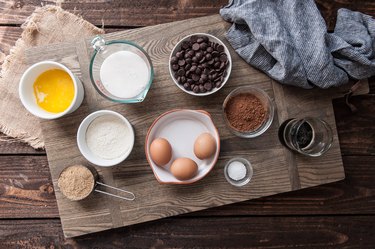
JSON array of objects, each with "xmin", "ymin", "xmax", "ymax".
[{"xmin": 58, "ymin": 165, "xmax": 95, "ymax": 201}]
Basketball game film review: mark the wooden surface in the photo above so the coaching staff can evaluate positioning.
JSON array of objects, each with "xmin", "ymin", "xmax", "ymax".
[
  {"xmin": 24, "ymin": 14, "xmax": 350, "ymax": 238},
  {"xmin": 0, "ymin": 0, "xmax": 374, "ymax": 247}
]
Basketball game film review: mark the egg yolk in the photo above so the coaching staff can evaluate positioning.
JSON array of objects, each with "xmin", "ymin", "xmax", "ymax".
[{"xmin": 33, "ymin": 69, "xmax": 75, "ymax": 113}]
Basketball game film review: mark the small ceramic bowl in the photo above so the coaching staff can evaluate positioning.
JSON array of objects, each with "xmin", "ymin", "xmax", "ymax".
[
  {"xmin": 77, "ymin": 110, "xmax": 135, "ymax": 167},
  {"xmin": 169, "ymin": 33, "xmax": 232, "ymax": 96},
  {"xmin": 19, "ymin": 61, "xmax": 84, "ymax": 119},
  {"xmin": 145, "ymin": 109, "xmax": 220, "ymax": 184},
  {"xmin": 223, "ymin": 86, "xmax": 274, "ymax": 138}
]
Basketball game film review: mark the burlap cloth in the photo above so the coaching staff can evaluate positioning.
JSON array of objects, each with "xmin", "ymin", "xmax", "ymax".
[{"xmin": 0, "ymin": 5, "xmax": 104, "ymax": 149}]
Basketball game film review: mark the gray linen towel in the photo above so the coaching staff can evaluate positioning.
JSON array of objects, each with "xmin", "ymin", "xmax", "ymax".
[{"xmin": 220, "ymin": 0, "xmax": 375, "ymax": 88}]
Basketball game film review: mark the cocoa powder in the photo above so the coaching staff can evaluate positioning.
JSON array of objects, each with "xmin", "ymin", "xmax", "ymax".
[{"xmin": 224, "ymin": 93, "xmax": 267, "ymax": 132}]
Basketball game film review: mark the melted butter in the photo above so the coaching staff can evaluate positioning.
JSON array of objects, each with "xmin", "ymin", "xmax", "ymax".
[{"xmin": 33, "ymin": 69, "xmax": 75, "ymax": 113}]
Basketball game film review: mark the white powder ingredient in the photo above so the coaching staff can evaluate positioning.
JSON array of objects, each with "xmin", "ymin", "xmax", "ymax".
[
  {"xmin": 86, "ymin": 115, "xmax": 131, "ymax": 160},
  {"xmin": 227, "ymin": 161, "xmax": 247, "ymax": 181}
]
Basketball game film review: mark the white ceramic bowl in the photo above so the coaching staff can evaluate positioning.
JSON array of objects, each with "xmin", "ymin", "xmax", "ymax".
[
  {"xmin": 169, "ymin": 33, "xmax": 232, "ymax": 96},
  {"xmin": 145, "ymin": 109, "xmax": 220, "ymax": 184},
  {"xmin": 19, "ymin": 61, "xmax": 84, "ymax": 119},
  {"xmin": 77, "ymin": 110, "xmax": 135, "ymax": 167}
]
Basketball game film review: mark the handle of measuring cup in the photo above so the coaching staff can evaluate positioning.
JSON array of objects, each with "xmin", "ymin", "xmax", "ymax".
[{"xmin": 94, "ymin": 182, "xmax": 135, "ymax": 201}]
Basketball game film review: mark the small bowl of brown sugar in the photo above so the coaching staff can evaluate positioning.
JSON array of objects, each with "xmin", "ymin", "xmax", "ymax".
[{"xmin": 223, "ymin": 86, "xmax": 274, "ymax": 138}]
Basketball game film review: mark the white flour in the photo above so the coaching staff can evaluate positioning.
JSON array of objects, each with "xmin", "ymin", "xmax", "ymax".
[{"xmin": 86, "ymin": 115, "xmax": 132, "ymax": 160}]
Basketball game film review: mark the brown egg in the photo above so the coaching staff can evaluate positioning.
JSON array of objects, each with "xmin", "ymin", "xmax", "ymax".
[
  {"xmin": 170, "ymin": 158, "xmax": 198, "ymax": 180},
  {"xmin": 194, "ymin": 133, "xmax": 217, "ymax": 160},
  {"xmin": 149, "ymin": 138, "xmax": 172, "ymax": 166}
]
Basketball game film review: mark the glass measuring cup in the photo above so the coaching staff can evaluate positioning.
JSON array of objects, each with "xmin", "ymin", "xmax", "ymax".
[{"xmin": 89, "ymin": 35, "xmax": 154, "ymax": 103}]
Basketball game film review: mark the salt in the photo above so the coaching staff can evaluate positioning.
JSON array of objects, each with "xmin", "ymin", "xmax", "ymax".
[{"xmin": 227, "ymin": 161, "xmax": 247, "ymax": 181}]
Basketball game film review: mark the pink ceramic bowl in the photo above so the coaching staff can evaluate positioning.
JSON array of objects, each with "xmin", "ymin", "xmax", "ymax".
[{"xmin": 145, "ymin": 109, "xmax": 220, "ymax": 184}]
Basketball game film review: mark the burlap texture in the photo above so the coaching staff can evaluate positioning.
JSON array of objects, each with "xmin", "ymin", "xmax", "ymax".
[{"xmin": 0, "ymin": 5, "xmax": 104, "ymax": 149}]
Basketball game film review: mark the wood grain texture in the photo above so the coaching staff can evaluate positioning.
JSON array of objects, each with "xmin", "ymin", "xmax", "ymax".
[
  {"xmin": 0, "ymin": 155, "xmax": 374, "ymax": 219},
  {"xmin": 0, "ymin": 0, "xmax": 374, "ymax": 30},
  {"xmin": 1, "ymin": 216, "xmax": 375, "ymax": 248},
  {"xmin": 0, "ymin": 156, "xmax": 57, "ymax": 218},
  {"xmin": 23, "ymin": 15, "xmax": 347, "ymax": 237}
]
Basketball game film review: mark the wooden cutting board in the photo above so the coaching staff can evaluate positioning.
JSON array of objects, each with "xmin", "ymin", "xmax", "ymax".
[{"xmin": 25, "ymin": 15, "xmax": 366, "ymax": 238}]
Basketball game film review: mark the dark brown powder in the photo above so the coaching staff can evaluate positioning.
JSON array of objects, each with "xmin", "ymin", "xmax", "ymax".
[{"xmin": 225, "ymin": 93, "xmax": 267, "ymax": 132}]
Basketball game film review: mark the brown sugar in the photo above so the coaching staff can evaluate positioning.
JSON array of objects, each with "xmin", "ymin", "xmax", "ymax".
[
  {"xmin": 224, "ymin": 93, "xmax": 267, "ymax": 132},
  {"xmin": 58, "ymin": 165, "xmax": 95, "ymax": 201}
]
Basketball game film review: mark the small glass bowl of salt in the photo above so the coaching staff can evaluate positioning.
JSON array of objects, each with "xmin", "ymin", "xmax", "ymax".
[{"xmin": 224, "ymin": 157, "xmax": 253, "ymax": 187}]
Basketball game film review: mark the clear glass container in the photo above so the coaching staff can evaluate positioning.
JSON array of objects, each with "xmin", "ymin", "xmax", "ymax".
[
  {"xmin": 89, "ymin": 35, "xmax": 154, "ymax": 103},
  {"xmin": 278, "ymin": 117, "xmax": 333, "ymax": 157},
  {"xmin": 222, "ymin": 86, "xmax": 274, "ymax": 138},
  {"xmin": 224, "ymin": 157, "xmax": 253, "ymax": 187}
]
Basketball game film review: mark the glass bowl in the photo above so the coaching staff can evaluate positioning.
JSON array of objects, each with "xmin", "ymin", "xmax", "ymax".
[
  {"xmin": 224, "ymin": 157, "xmax": 253, "ymax": 187},
  {"xmin": 90, "ymin": 35, "xmax": 154, "ymax": 103},
  {"xmin": 168, "ymin": 33, "xmax": 232, "ymax": 96},
  {"xmin": 222, "ymin": 86, "xmax": 274, "ymax": 138}
]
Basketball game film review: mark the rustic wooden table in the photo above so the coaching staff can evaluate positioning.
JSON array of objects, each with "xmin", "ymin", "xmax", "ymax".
[{"xmin": 0, "ymin": 1, "xmax": 374, "ymax": 248}]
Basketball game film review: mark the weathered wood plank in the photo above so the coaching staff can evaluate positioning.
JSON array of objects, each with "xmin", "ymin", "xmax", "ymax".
[
  {"xmin": 0, "ymin": 1, "xmax": 374, "ymax": 29},
  {"xmin": 0, "ymin": 26, "xmax": 21, "ymax": 64},
  {"xmin": 0, "ymin": 0, "xmax": 227, "ymax": 26},
  {"xmin": 334, "ymin": 95, "xmax": 375, "ymax": 156},
  {"xmin": 0, "ymin": 156, "xmax": 57, "ymax": 218},
  {"xmin": 0, "ymin": 155, "xmax": 374, "ymax": 218},
  {"xmin": 0, "ymin": 216, "xmax": 374, "ymax": 248},
  {"xmin": 316, "ymin": 0, "xmax": 375, "ymax": 30}
]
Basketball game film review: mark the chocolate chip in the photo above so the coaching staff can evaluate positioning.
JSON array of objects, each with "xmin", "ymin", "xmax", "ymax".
[
  {"xmin": 205, "ymin": 53, "xmax": 212, "ymax": 60},
  {"xmin": 183, "ymin": 83, "xmax": 190, "ymax": 89},
  {"xmin": 192, "ymin": 43, "xmax": 200, "ymax": 51},
  {"xmin": 192, "ymin": 57, "xmax": 198, "ymax": 63},
  {"xmin": 190, "ymin": 35, "xmax": 198, "ymax": 43},
  {"xmin": 214, "ymin": 61, "xmax": 221, "ymax": 68},
  {"xmin": 172, "ymin": 64, "xmax": 179, "ymax": 71},
  {"xmin": 207, "ymin": 47, "xmax": 213, "ymax": 53},
  {"xmin": 199, "ymin": 85, "xmax": 206, "ymax": 93},
  {"xmin": 197, "ymin": 37, "xmax": 204, "ymax": 43},
  {"xmin": 192, "ymin": 74, "xmax": 200, "ymax": 81},
  {"xmin": 178, "ymin": 59, "xmax": 185, "ymax": 66},
  {"xmin": 193, "ymin": 85, "xmax": 199, "ymax": 93},
  {"xmin": 181, "ymin": 76, "xmax": 186, "ymax": 83},
  {"xmin": 195, "ymin": 67, "xmax": 202, "ymax": 75},
  {"xmin": 220, "ymin": 54, "xmax": 227, "ymax": 62},
  {"xmin": 185, "ymin": 64, "xmax": 191, "ymax": 71},
  {"xmin": 200, "ymin": 42, "xmax": 208, "ymax": 50},
  {"xmin": 177, "ymin": 69, "xmax": 185, "ymax": 76},
  {"xmin": 208, "ymin": 59, "xmax": 214, "ymax": 65},
  {"xmin": 186, "ymin": 58, "xmax": 192, "ymax": 64},
  {"xmin": 187, "ymin": 79, "xmax": 194, "ymax": 84},
  {"xmin": 190, "ymin": 65, "xmax": 197, "ymax": 72},
  {"xmin": 171, "ymin": 56, "xmax": 178, "ymax": 64},
  {"xmin": 176, "ymin": 51, "xmax": 184, "ymax": 59},
  {"xmin": 204, "ymin": 82, "xmax": 213, "ymax": 91},
  {"xmin": 217, "ymin": 45, "xmax": 224, "ymax": 52},
  {"xmin": 181, "ymin": 41, "xmax": 190, "ymax": 49},
  {"xmin": 212, "ymin": 51, "xmax": 219, "ymax": 57}
]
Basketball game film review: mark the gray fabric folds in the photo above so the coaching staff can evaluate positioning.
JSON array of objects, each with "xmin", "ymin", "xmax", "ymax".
[{"xmin": 220, "ymin": 0, "xmax": 375, "ymax": 88}]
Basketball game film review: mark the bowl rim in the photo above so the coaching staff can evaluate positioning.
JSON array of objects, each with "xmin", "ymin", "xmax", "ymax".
[
  {"xmin": 19, "ymin": 60, "xmax": 80, "ymax": 119},
  {"xmin": 222, "ymin": 86, "xmax": 275, "ymax": 138},
  {"xmin": 168, "ymin": 32, "xmax": 232, "ymax": 97},
  {"xmin": 144, "ymin": 109, "xmax": 221, "ymax": 184},
  {"xmin": 89, "ymin": 39, "xmax": 154, "ymax": 103},
  {"xmin": 77, "ymin": 110, "xmax": 135, "ymax": 167}
]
